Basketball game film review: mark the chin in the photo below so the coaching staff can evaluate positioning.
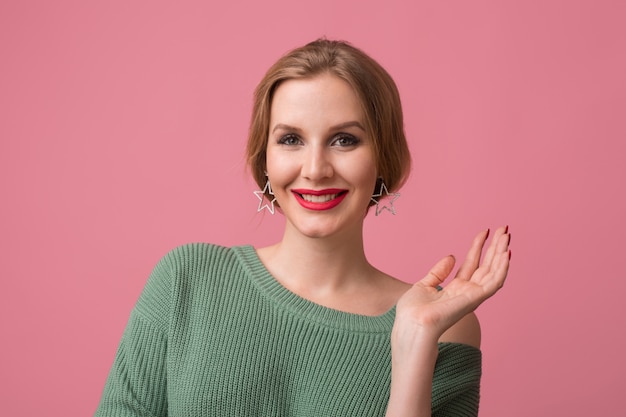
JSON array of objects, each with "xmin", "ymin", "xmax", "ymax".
[
  {"xmin": 291, "ymin": 217, "xmax": 362, "ymax": 240},
  {"xmin": 295, "ymin": 226, "xmax": 338, "ymax": 239}
]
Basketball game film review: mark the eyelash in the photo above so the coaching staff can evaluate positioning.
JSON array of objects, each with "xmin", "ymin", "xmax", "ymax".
[
  {"xmin": 331, "ymin": 133, "xmax": 360, "ymax": 147},
  {"xmin": 276, "ymin": 133, "xmax": 360, "ymax": 147},
  {"xmin": 277, "ymin": 134, "xmax": 302, "ymax": 146}
]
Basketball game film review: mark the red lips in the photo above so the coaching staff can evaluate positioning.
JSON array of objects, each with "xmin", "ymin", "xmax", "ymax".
[{"xmin": 291, "ymin": 188, "xmax": 348, "ymax": 210}]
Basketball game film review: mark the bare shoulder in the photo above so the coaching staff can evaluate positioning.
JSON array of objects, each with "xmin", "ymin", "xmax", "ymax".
[
  {"xmin": 439, "ymin": 312, "xmax": 482, "ymax": 349},
  {"xmin": 370, "ymin": 273, "xmax": 412, "ymax": 314},
  {"xmin": 380, "ymin": 274, "xmax": 413, "ymax": 301}
]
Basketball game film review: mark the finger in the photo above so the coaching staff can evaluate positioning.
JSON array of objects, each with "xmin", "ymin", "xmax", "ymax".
[
  {"xmin": 455, "ymin": 228, "xmax": 490, "ymax": 281},
  {"xmin": 476, "ymin": 239, "xmax": 511, "ymax": 293},
  {"xmin": 420, "ymin": 255, "xmax": 456, "ymax": 288},
  {"xmin": 481, "ymin": 225, "xmax": 510, "ymax": 269},
  {"xmin": 484, "ymin": 248, "xmax": 510, "ymax": 295}
]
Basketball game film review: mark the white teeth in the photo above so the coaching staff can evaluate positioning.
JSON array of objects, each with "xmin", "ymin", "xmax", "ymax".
[{"xmin": 301, "ymin": 193, "xmax": 338, "ymax": 203}]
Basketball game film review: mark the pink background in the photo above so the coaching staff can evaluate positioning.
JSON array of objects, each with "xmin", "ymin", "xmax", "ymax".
[{"xmin": 1, "ymin": 1, "xmax": 624, "ymax": 415}]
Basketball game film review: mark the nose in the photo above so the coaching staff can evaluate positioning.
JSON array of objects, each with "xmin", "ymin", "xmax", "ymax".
[{"xmin": 301, "ymin": 144, "xmax": 333, "ymax": 181}]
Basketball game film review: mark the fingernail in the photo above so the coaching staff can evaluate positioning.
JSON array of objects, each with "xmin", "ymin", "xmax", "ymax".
[
  {"xmin": 508, "ymin": 249, "xmax": 512, "ymax": 260},
  {"xmin": 486, "ymin": 228, "xmax": 490, "ymax": 239},
  {"xmin": 504, "ymin": 225, "xmax": 509, "ymax": 234}
]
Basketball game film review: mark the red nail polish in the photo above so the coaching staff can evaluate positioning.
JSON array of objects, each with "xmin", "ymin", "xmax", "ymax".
[
  {"xmin": 508, "ymin": 249, "xmax": 512, "ymax": 260},
  {"xmin": 504, "ymin": 225, "xmax": 509, "ymax": 234},
  {"xmin": 486, "ymin": 228, "xmax": 490, "ymax": 239}
]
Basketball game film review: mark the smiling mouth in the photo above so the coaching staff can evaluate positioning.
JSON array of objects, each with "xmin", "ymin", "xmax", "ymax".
[
  {"xmin": 291, "ymin": 189, "xmax": 348, "ymax": 210},
  {"xmin": 298, "ymin": 192, "xmax": 343, "ymax": 203}
]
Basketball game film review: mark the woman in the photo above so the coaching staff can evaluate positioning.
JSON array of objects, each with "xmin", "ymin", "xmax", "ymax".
[{"xmin": 96, "ymin": 39, "xmax": 510, "ymax": 417}]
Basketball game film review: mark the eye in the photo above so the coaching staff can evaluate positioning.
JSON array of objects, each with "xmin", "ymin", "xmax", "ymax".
[
  {"xmin": 331, "ymin": 133, "xmax": 360, "ymax": 147},
  {"xmin": 277, "ymin": 134, "xmax": 302, "ymax": 146}
]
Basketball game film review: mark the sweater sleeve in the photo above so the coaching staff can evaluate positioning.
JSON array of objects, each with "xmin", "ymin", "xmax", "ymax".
[
  {"xmin": 431, "ymin": 343, "xmax": 482, "ymax": 417},
  {"xmin": 94, "ymin": 251, "xmax": 174, "ymax": 417}
]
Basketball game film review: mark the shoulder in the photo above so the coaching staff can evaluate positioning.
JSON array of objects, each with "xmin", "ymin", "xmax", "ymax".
[
  {"xmin": 375, "ymin": 275, "xmax": 413, "ymax": 314},
  {"xmin": 135, "ymin": 242, "xmax": 246, "ymax": 325},
  {"xmin": 151, "ymin": 242, "xmax": 247, "ymax": 276},
  {"xmin": 161, "ymin": 242, "xmax": 232, "ymax": 263},
  {"xmin": 151, "ymin": 242, "xmax": 253, "ymax": 289},
  {"xmin": 137, "ymin": 243, "xmax": 236, "ymax": 304},
  {"xmin": 439, "ymin": 312, "xmax": 481, "ymax": 349}
]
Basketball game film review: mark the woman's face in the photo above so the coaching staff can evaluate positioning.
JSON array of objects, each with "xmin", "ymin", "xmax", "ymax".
[{"xmin": 266, "ymin": 73, "xmax": 378, "ymax": 240}]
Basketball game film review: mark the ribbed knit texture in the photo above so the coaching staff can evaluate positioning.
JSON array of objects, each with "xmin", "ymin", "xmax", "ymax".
[{"xmin": 95, "ymin": 243, "xmax": 481, "ymax": 416}]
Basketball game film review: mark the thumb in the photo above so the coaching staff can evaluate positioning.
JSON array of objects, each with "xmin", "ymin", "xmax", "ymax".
[{"xmin": 420, "ymin": 255, "xmax": 456, "ymax": 288}]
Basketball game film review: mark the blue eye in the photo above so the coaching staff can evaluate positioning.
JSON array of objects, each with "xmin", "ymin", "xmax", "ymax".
[
  {"xmin": 278, "ymin": 134, "xmax": 302, "ymax": 146},
  {"xmin": 332, "ymin": 133, "xmax": 360, "ymax": 147}
]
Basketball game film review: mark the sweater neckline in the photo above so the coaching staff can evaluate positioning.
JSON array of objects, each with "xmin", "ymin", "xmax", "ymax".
[{"xmin": 232, "ymin": 245, "xmax": 396, "ymax": 334}]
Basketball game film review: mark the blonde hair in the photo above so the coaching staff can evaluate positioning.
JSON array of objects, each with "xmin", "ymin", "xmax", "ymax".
[{"xmin": 246, "ymin": 39, "xmax": 411, "ymax": 206}]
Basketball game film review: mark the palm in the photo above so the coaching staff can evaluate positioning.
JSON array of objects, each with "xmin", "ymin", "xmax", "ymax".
[{"xmin": 396, "ymin": 226, "xmax": 511, "ymax": 337}]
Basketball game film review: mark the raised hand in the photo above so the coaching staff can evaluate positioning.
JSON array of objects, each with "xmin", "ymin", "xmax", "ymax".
[{"xmin": 394, "ymin": 226, "xmax": 511, "ymax": 343}]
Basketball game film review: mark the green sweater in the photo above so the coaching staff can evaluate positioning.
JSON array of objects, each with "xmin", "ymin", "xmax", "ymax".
[{"xmin": 95, "ymin": 243, "xmax": 481, "ymax": 416}]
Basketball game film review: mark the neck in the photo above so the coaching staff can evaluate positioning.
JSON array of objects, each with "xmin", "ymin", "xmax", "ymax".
[
  {"xmin": 255, "ymin": 219, "xmax": 408, "ymax": 316},
  {"xmin": 259, "ymin": 224, "xmax": 375, "ymax": 293}
]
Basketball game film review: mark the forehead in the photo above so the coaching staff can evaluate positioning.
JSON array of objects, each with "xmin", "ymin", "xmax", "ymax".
[{"xmin": 269, "ymin": 74, "xmax": 365, "ymax": 127}]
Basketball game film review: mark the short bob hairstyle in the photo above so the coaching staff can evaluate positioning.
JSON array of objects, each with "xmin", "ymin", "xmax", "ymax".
[{"xmin": 246, "ymin": 39, "xmax": 411, "ymax": 206}]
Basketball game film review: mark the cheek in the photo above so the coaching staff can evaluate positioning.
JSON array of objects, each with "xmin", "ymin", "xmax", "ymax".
[
  {"xmin": 265, "ymin": 151, "xmax": 298, "ymax": 185},
  {"xmin": 345, "ymin": 154, "xmax": 378, "ymax": 186}
]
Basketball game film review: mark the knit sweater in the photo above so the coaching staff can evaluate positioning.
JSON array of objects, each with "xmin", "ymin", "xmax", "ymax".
[{"xmin": 95, "ymin": 243, "xmax": 482, "ymax": 416}]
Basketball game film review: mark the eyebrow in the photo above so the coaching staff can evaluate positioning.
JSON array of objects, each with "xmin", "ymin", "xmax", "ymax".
[{"xmin": 271, "ymin": 121, "xmax": 366, "ymax": 134}]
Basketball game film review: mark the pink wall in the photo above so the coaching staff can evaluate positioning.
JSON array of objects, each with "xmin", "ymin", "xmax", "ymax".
[{"xmin": 1, "ymin": 1, "xmax": 624, "ymax": 415}]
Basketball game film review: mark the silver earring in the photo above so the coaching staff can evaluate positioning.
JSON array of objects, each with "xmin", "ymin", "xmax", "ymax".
[
  {"xmin": 371, "ymin": 179, "xmax": 400, "ymax": 216},
  {"xmin": 253, "ymin": 175, "xmax": 277, "ymax": 215}
]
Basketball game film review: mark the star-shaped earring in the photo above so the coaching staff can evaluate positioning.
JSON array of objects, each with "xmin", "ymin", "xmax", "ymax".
[
  {"xmin": 371, "ymin": 181, "xmax": 400, "ymax": 216},
  {"xmin": 254, "ymin": 178, "xmax": 277, "ymax": 214}
]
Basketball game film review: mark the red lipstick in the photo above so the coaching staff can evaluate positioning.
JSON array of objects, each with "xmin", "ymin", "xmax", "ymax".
[{"xmin": 291, "ymin": 188, "xmax": 348, "ymax": 211}]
